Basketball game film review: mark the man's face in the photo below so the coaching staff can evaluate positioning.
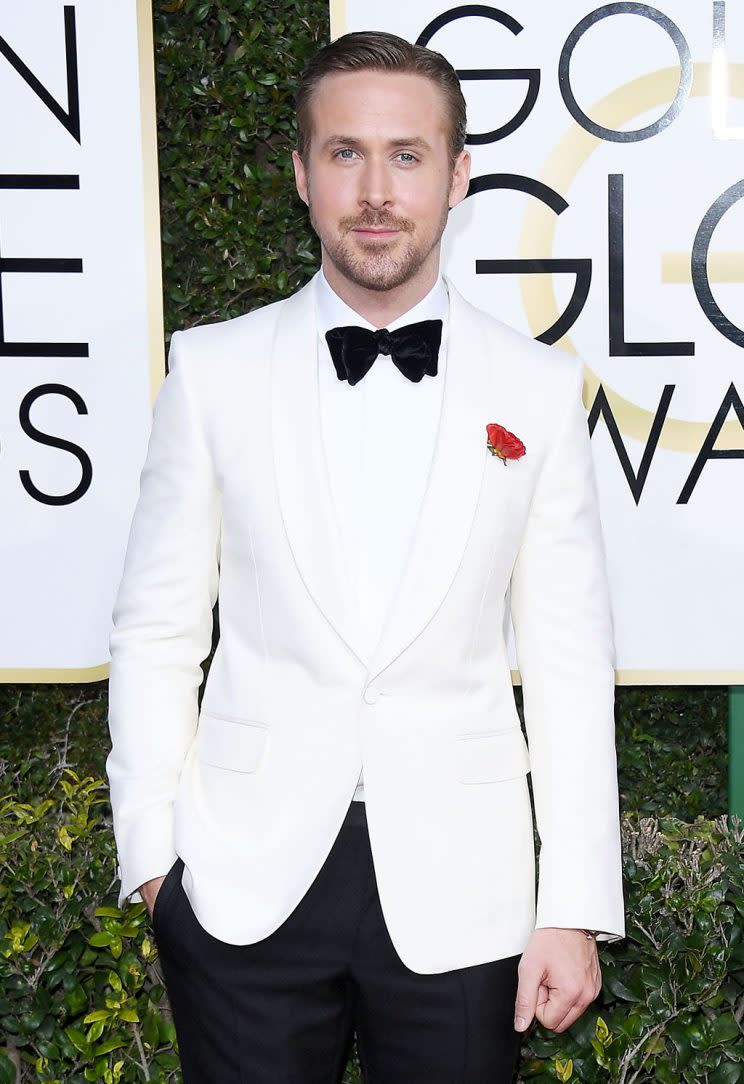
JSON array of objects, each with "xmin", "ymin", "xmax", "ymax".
[{"xmin": 292, "ymin": 69, "xmax": 470, "ymax": 292}]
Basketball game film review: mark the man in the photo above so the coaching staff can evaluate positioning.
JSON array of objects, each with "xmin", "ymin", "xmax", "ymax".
[{"xmin": 106, "ymin": 29, "xmax": 625, "ymax": 1084}]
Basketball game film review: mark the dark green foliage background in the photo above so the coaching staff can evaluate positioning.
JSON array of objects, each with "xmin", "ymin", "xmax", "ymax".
[
  {"xmin": 156, "ymin": 0, "xmax": 324, "ymax": 335},
  {"xmin": 0, "ymin": 0, "xmax": 734, "ymax": 1080}
]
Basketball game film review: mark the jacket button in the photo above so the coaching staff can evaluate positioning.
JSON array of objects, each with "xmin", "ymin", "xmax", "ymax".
[{"xmin": 363, "ymin": 684, "xmax": 380, "ymax": 705}]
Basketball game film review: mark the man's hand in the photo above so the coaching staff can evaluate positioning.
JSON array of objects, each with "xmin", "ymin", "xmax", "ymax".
[
  {"xmin": 514, "ymin": 928, "xmax": 602, "ymax": 1033},
  {"xmin": 139, "ymin": 874, "xmax": 168, "ymax": 920}
]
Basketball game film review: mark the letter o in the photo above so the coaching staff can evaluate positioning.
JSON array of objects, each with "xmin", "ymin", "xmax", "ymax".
[{"xmin": 559, "ymin": 3, "xmax": 692, "ymax": 142}]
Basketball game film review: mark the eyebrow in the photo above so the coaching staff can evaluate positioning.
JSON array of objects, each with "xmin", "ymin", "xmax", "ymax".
[{"xmin": 321, "ymin": 135, "xmax": 433, "ymax": 152}]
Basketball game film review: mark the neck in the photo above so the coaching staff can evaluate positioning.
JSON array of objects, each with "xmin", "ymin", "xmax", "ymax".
[{"xmin": 321, "ymin": 249, "xmax": 441, "ymax": 329}]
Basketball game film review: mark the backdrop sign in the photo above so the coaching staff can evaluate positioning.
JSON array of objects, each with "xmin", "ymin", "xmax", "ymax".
[
  {"xmin": 332, "ymin": 0, "xmax": 744, "ymax": 683},
  {"xmin": 0, "ymin": 1, "xmax": 163, "ymax": 682}
]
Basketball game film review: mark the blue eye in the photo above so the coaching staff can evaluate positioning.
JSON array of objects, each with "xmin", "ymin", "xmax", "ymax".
[
  {"xmin": 397, "ymin": 152, "xmax": 417, "ymax": 163},
  {"xmin": 338, "ymin": 148, "xmax": 355, "ymax": 159}
]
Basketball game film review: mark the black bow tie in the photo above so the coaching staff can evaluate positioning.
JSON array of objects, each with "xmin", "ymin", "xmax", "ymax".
[{"xmin": 325, "ymin": 319, "xmax": 443, "ymax": 386}]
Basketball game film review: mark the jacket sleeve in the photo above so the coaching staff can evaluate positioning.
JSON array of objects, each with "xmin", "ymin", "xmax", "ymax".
[
  {"xmin": 105, "ymin": 330, "xmax": 221, "ymax": 908},
  {"xmin": 509, "ymin": 356, "xmax": 625, "ymax": 943}
]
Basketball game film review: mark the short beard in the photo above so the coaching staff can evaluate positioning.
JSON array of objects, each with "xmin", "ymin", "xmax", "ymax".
[{"xmin": 308, "ymin": 202, "xmax": 448, "ymax": 292}]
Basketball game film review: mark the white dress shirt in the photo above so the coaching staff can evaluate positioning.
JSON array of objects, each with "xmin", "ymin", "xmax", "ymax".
[{"xmin": 314, "ymin": 266, "xmax": 450, "ymax": 801}]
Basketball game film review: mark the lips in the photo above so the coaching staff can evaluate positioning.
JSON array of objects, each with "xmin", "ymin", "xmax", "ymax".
[{"xmin": 353, "ymin": 227, "xmax": 399, "ymax": 238}]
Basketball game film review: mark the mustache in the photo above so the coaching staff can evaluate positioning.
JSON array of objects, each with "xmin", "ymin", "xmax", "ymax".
[{"xmin": 339, "ymin": 212, "xmax": 415, "ymax": 233}]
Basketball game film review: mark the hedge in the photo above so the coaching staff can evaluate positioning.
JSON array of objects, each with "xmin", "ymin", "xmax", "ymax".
[{"xmin": 0, "ymin": 731, "xmax": 741, "ymax": 1082}]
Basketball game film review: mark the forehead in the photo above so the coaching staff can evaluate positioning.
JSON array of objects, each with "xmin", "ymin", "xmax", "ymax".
[{"xmin": 306, "ymin": 69, "xmax": 450, "ymax": 143}]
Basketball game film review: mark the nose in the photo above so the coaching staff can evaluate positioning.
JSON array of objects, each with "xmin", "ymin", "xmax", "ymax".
[{"xmin": 358, "ymin": 155, "xmax": 392, "ymax": 210}]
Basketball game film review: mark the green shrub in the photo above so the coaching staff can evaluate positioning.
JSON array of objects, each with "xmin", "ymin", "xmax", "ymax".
[
  {"xmin": 0, "ymin": 760, "xmax": 362, "ymax": 1083},
  {"xmin": 0, "ymin": 761, "xmax": 742, "ymax": 1082},
  {"xmin": 521, "ymin": 814, "xmax": 744, "ymax": 1084},
  {"xmin": 155, "ymin": 0, "xmax": 326, "ymax": 339}
]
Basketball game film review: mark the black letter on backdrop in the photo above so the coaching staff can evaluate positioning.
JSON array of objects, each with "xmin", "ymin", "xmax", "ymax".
[
  {"xmin": 468, "ymin": 173, "xmax": 592, "ymax": 344},
  {"xmin": 678, "ymin": 383, "xmax": 744, "ymax": 503},
  {"xmin": 0, "ymin": 175, "xmax": 87, "ymax": 358},
  {"xmin": 18, "ymin": 383, "xmax": 92, "ymax": 506},
  {"xmin": 417, "ymin": 6, "xmax": 539, "ymax": 144},
  {"xmin": 559, "ymin": 3, "xmax": 692, "ymax": 142},
  {"xmin": 608, "ymin": 175, "xmax": 694, "ymax": 356},
  {"xmin": 587, "ymin": 383, "xmax": 674, "ymax": 504},
  {"xmin": 692, "ymin": 179, "xmax": 744, "ymax": 349},
  {"xmin": 0, "ymin": 5, "xmax": 80, "ymax": 142}
]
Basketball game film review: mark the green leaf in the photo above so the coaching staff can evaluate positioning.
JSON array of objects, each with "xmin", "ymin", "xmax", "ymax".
[
  {"xmin": 65, "ymin": 1026, "xmax": 90, "ymax": 1055},
  {"xmin": 83, "ymin": 1009, "xmax": 110, "ymax": 1024},
  {"xmin": 709, "ymin": 1014, "xmax": 742, "ymax": 1046},
  {"xmin": 88, "ymin": 932, "xmax": 113, "ymax": 947},
  {"xmin": 93, "ymin": 906, "xmax": 124, "ymax": 919},
  {"xmin": 0, "ymin": 1052, "xmax": 16, "ymax": 1084},
  {"xmin": 93, "ymin": 1038, "xmax": 125, "ymax": 1055},
  {"xmin": 602, "ymin": 969, "xmax": 636, "ymax": 1001},
  {"xmin": 709, "ymin": 1062, "xmax": 743, "ymax": 1084}
]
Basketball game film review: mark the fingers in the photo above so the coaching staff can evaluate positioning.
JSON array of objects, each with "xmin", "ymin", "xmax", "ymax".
[
  {"xmin": 514, "ymin": 965, "xmax": 541, "ymax": 1031},
  {"xmin": 536, "ymin": 989, "xmax": 583, "ymax": 1033},
  {"xmin": 517, "ymin": 930, "xmax": 604, "ymax": 1035},
  {"xmin": 517, "ymin": 970, "xmax": 602, "ymax": 1034},
  {"xmin": 534, "ymin": 976, "xmax": 600, "ymax": 1033}
]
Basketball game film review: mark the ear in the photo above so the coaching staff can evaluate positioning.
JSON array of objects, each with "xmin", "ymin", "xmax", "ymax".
[
  {"xmin": 448, "ymin": 149, "xmax": 471, "ymax": 210},
  {"xmin": 292, "ymin": 149, "xmax": 309, "ymax": 207}
]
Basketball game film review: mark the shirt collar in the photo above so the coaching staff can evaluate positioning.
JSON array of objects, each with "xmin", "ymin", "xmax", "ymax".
[{"xmin": 314, "ymin": 265, "xmax": 449, "ymax": 336}]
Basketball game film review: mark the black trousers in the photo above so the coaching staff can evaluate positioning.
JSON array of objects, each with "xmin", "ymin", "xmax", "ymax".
[{"xmin": 152, "ymin": 799, "xmax": 523, "ymax": 1083}]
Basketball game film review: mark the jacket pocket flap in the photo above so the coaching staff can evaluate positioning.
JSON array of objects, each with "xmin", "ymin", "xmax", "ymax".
[
  {"xmin": 197, "ymin": 714, "xmax": 268, "ymax": 774},
  {"xmin": 454, "ymin": 727, "xmax": 530, "ymax": 784}
]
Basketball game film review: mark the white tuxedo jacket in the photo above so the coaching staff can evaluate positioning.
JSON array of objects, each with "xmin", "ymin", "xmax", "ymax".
[{"xmin": 106, "ymin": 273, "xmax": 626, "ymax": 974}]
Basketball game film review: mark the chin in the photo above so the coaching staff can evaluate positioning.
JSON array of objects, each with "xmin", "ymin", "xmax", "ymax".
[
  {"xmin": 349, "ymin": 263, "xmax": 415, "ymax": 291},
  {"xmin": 330, "ymin": 245, "xmax": 426, "ymax": 292}
]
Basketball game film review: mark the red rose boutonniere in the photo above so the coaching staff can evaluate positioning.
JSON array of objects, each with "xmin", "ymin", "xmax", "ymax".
[{"xmin": 486, "ymin": 423, "xmax": 526, "ymax": 465}]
